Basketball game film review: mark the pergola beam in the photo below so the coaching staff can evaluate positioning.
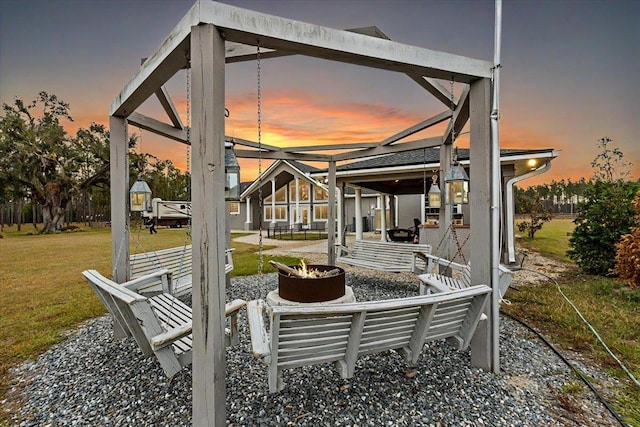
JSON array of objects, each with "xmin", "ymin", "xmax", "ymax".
[
  {"xmin": 111, "ymin": 2, "xmax": 492, "ymax": 117},
  {"xmin": 127, "ymin": 112, "xmax": 187, "ymax": 144},
  {"xmin": 381, "ymin": 110, "xmax": 452, "ymax": 146},
  {"xmin": 332, "ymin": 136, "xmax": 443, "ymax": 161},
  {"xmin": 443, "ymin": 84, "xmax": 470, "ymax": 145},
  {"xmin": 234, "ymin": 149, "xmax": 332, "ymax": 162},
  {"xmin": 155, "ymin": 86, "xmax": 184, "ymax": 129}
]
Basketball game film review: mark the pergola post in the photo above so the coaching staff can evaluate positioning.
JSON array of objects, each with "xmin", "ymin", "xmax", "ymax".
[
  {"xmin": 380, "ymin": 194, "xmax": 387, "ymax": 241},
  {"xmin": 327, "ymin": 160, "xmax": 337, "ymax": 265},
  {"xmin": 439, "ymin": 143, "xmax": 452, "ymax": 262},
  {"xmin": 355, "ymin": 187, "xmax": 363, "ymax": 240},
  {"xmin": 469, "ymin": 77, "xmax": 496, "ymax": 372},
  {"xmin": 109, "ymin": 115, "xmax": 130, "ymax": 339},
  {"xmin": 190, "ymin": 23, "xmax": 227, "ymax": 425}
]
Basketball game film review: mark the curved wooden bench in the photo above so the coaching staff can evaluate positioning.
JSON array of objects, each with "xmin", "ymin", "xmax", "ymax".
[
  {"xmin": 130, "ymin": 245, "xmax": 234, "ymax": 296},
  {"xmin": 415, "ymin": 253, "xmax": 512, "ymax": 298},
  {"xmin": 336, "ymin": 240, "xmax": 432, "ymax": 273},
  {"xmin": 83, "ymin": 269, "xmax": 245, "ymax": 378},
  {"xmin": 247, "ymin": 285, "xmax": 491, "ymax": 393}
]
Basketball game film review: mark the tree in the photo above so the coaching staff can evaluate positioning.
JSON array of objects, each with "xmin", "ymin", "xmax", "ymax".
[
  {"xmin": 591, "ymin": 136, "xmax": 632, "ymax": 183},
  {"xmin": 568, "ymin": 180, "xmax": 639, "ymax": 275},
  {"xmin": 567, "ymin": 138, "xmax": 638, "ymax": 275},
  {"xmin": 0, "ymin": 92, "xmax": 110, "ymax": 233},
  {"xmin": 515, "ymin": 186, "xmax": 552, "ymax": 238}
]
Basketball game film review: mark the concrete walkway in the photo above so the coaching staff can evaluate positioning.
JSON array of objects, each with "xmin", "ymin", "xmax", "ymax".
[{"xmin": 231, "ymin": 230, "xmax": 381, "ymax": 255}]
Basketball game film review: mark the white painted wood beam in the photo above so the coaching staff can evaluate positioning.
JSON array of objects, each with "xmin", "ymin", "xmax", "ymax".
[
  {"xmin": 381, "ymin": 110, "xmax": 452, "ymax": 146},
  {"xmin": 332, "ymin": 137, "xmax": 442, "ymax": 161},
  {"xmin": 155, "ymin": 86, "xmax": 184, "ymax": 129},
  {"xmin": 230, "ymin": 137, "xmax": 282, "ymax": 152},
  {"xmin": 201, "ymin": 2, "xmax": 492, "ymax": 82},
  {"xmin": 443, "ymin": 85, "xmax": 471, "ymax": 145},
  {"xmin": 279, "ymin": 142, "xmax": 379, "ymax": 152},
  {"xmin": 233, "ymin": 149, "xmax": 331, "ymax": 162},
  {"xmin": 110, "ymin": 3, "xmax": 198, "ymax": 117},
  {"xmin": 127, "ymin": 112, "xmax": 187, "ymax": 144},
  {"xmin": 407, "ymin": 74, "xmax": 456, "ymax": 107}
]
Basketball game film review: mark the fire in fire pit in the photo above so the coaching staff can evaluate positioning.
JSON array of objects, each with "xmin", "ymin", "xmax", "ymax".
[{"xmin": 269, "ymin": 260, "xmax": 346, "ymax": 303}]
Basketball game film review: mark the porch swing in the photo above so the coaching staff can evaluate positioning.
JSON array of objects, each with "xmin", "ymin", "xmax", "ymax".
[{"xmin": 127, "ymin": 69, "xmax": 234, "ymax": 298}]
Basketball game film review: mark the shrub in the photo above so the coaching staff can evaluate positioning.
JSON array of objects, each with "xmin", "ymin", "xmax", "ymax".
[
  {"xmin": 567, "ymin": 180, "xmax": 639, "ymax": 276},
  {"xmin": 614, "ymin": 190, "xmax": 640, "ymax": 289}
]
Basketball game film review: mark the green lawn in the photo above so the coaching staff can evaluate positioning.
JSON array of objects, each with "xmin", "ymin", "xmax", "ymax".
[
  {"xmin": 506, "ymin": 217, "xmax": 640, "ymax": 424},
  {"xmin": 0, "ymin": 225, "xmax": 300, "ymax": 423}
]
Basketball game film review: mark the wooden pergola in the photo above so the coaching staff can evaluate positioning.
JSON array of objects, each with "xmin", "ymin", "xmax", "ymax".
[{"xmin": 109, "ymin": 1, "xmax": 500, "ymax": 424}]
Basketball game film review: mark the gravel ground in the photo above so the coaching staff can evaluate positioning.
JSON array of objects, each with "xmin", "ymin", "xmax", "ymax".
[{"xmin": 7, "ymin": 270, "xmax": 621, "ymax": 427}]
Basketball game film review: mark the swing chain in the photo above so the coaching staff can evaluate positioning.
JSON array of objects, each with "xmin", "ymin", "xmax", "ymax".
[{"xmin": 257, "ymin": 43, "xmax": 264, "ymax": 278}]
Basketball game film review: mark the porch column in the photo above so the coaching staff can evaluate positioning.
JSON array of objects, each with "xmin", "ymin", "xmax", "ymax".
[
  {"xmin": 355, "ymin": 187, "xmax": 363, "ymax": 240},
  {"xmin": 327, "ymin": 161, "xmax": 337, "ymax": 265},
  {"xmin": 380, "ymin": 194, "xmax": 387, "ymax": 241},
  {"xmin": 295, "ymin": 176, "xmax": 301, "ymax": 225},
  {"xmin": 440, "ymin": 144, "xmax": 453, "ymax": 261},
  {"xmin": 469, "ymin": 77, "xmax": 496, "ymax": 373},
  {"xmin": 270, "ymin": 178, "xmax": 276, "ymax": 225},
  {"xmin": 245, "ymin": 197, "xmax": 251, "ymax": 230},
  {"xmin": 420, "ymin": 193, "xmax": 426, "ymax": 223},
  {"xmin": 190, "ymin": 23, "xmax": 227, "ymax": 425},
  {"xmin": 109, "ymin": 115, "xmax": 129, "ymax": 339}
]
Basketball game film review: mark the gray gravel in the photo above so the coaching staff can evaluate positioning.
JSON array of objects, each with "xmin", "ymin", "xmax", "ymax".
[{"xmin": 7, "ymin": 272, "xmax": 621, "ymax": 426}]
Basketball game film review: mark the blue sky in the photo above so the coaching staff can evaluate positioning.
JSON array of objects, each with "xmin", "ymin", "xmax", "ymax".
[{"xmin": 1, "ymin": 0, "xmax": 638, "ymax": 184}]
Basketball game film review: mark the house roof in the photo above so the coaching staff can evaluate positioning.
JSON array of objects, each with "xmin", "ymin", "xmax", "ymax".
[{"xmin": 334, "ymin": 147, "xmax": 556, "ymax": 172}]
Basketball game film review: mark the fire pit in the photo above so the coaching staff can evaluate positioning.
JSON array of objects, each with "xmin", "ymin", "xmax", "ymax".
[{"xmin": 267, "ymin": 261, "xmax": 354, "ymax": 305}]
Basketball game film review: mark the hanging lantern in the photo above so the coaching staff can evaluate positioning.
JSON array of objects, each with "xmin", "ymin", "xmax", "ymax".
[
  {"xmin": 427, "ymin": 174, "xmax": 441, "ymax": 209},
  {"xmin": 444, "ymin": 164, "xmax": 469, "ymax": 205},
  {"xmin": 225, "ymin": 141, "xmax": 240, "ymax": 201},
  {"xmin": 129, "ymin": 179, "xmax": 152, "ymax": 212}
]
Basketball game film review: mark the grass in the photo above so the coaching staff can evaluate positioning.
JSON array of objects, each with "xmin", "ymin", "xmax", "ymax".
[
  {"xmin": 0, "ymin": 224, "xmax": 300, "ymax": 423},
  {"xmin": 505, "ymin": 218, "xmax": 640, "ymax": 425},
  {"xmin": 515, "ymin": 217, "xmax": 575, "ymax": 262}
]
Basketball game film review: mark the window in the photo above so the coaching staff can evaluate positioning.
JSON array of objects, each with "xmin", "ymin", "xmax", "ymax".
[
  {"xmin": 314, "ymin": 185, "xmax": 327, "ymax": 201},
  {"xmin": 292, "ymin": 206, "xmax": 310, "ymax": 225},
  {"xmin": 289, "ymin": 180, "xmax": 310, "ymax": 202},
  {"xmin": 265, "ymin": 206, "xmax": 287, "ymax": 221},
  {"xmin": 314, "ymin": 204, "xmax": 328, "ymax": 221},
  {"xmin": 264, "ymin": 185, "xmax": 287, "ymax": 203},
  {"xmin": 229, "ymin": 201, "xmax": 240, "ymax": 215}
]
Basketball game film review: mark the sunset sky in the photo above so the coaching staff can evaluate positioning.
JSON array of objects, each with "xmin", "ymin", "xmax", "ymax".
[{"xmin": 1, "ymin": 0, "xmax": 638, "ymax": 186}]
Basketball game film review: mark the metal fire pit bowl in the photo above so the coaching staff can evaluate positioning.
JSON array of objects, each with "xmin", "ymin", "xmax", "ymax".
[{"xmin": 278, "ymin": 265, "xmax": 346, "ymax": 303}]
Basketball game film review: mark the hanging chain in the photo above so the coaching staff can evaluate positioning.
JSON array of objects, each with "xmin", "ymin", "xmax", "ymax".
[
  {"xmin": 449, "ymin": 78, "xmax": 456, "ymax": 145},
  {"xmin": 186, "ymin": 68, "xmax": 191, "ymax": 176},
  {"xmin": 257, "ymin": 43, "xmax": 264, "ymax": 279}
]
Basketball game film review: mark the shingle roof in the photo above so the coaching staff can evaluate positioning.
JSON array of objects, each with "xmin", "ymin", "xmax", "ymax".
[
  {"xmin": 335, "ymin": 147, "xmax": 555, "ymax": 172},
  {"xmin": 286, "ymin": 159, "xmax": 322, "ymax": 175}
]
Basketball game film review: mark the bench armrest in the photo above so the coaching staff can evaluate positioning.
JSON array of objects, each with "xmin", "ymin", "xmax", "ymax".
[
  {"xmin": 335, "ymin": 244, "xmax": 351, "ymax": 257},
  {"xmin": 150, "ymin": 322, "xmax": 192, "ymax": 350},
  {"xmin": 247, "ymin": 299, "xmax": 271, "ymax": 362},
  {"xmin": 122, "ymin": 268, "xmax": 173, "ymax": 293}
]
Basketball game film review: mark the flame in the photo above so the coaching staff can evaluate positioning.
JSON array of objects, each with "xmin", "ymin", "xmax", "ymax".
[{"xmin": 298, "ymin": 260, "xmax": 319, "ymax": 278}]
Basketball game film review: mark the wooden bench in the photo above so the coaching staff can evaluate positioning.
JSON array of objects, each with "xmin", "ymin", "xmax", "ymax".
[
  {"xmin": 83, "ymin": 269, "xmax": 245, "ymax": 379},
  {"xmin": 336, "ymin": 240, "xmax": 432, "ymax": 273},
  {"xmin": 129, "ymin": 245, "xmax": 234, "ymax": 296},
  {"xmin": 247, "ymin": 285, "xmax": 491, "ymax": 393},
  {"xmin": 415, "ymin": 253, "xmax": 512, "ymax": 298}
]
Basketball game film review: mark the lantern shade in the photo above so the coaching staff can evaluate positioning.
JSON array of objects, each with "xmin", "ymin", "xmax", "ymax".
[
  {"xmin": 428, "ymin": 182, "xmax": 441, "ymax": 209},
  {"xmin": 225, "ymin": 142, "xmax": 240, "ymax": 201},
  {"xmin": 444, "ymin": 164, "xmax": 469, "ymax": 205},
  {"xmin": 129, "ymin": 179, "xmax": 152, "ymax": 212}
]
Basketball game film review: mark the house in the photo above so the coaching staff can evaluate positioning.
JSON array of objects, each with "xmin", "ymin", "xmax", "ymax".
[{"xmin": 231, "ymin": 146, "xmax": 558, "ymax": 264}]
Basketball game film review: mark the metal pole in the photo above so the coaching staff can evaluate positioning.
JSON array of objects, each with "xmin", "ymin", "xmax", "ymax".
[{"xmin": 490, "ymin": 0, "xmax": 502, "ymax": 374}]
